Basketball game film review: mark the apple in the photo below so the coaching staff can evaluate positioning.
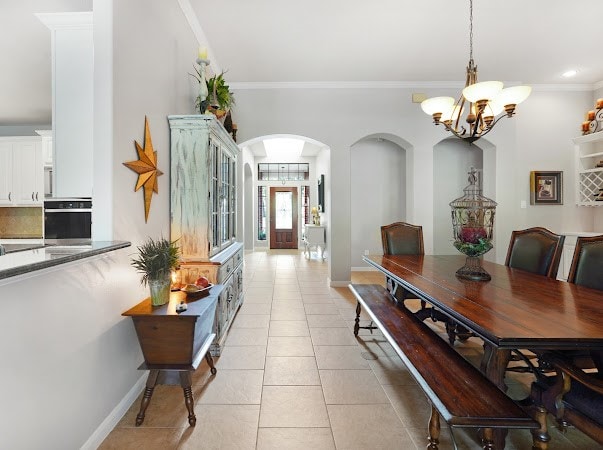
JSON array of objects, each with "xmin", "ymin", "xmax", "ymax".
[
  {"xmin": 195, "ymin": 276, "xmax": 210, "ymax": 288},
  {"xmin": 460, "ymin": 226, "xmax": 487, "ymax": 244}
]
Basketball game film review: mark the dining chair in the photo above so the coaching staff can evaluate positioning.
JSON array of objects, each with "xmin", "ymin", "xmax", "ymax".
[
  {"xmin": 504, "ymin": 227, "xmax": 565, "ymax": 278},
  {"xmin": 501, "ymin": 227, "xmax": 566, "ymax": 370},
  {"xmin": 529, "ymin": 235, "xmax": 603, "ymax": 444},
  {"xmin": 380, "ymin": 222, "xmax": 450, "ymax": 324},
  {"xmin": 355, "ymin": 222, "xmax": 428, "ymax": 336},
  {"xmin": 380, "ymin": 222, "xmax": 424, "ymax": 303}
]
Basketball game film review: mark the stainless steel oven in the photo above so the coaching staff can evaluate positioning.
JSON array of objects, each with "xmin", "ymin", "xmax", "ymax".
[{"xmin": 44, "ymin": 198, "xmax": 92, "ymax": 244}]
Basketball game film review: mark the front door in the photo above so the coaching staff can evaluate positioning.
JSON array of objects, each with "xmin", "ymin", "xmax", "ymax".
[{"xmin": 270, "ymin": 187, "xmax": 298, "ymax": 249}]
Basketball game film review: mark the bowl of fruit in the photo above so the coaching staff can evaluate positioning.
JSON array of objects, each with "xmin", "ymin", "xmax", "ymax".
[{"xmin": 181, "ymin": 276, "xmax": 213, "ymax": 295}]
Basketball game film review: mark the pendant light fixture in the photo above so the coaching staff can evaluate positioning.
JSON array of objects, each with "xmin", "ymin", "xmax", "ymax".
[{"xmin": 421, "ymin": 0, "xmax": 531, "ymax": 143}]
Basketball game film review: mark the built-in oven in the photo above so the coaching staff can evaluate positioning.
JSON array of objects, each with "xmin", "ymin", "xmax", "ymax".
[{"xmin": 44, "ymin": 198, "xmax": 92, "ymax": 244}]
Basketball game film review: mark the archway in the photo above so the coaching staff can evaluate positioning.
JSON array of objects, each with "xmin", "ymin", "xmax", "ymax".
[
  {"xmin": 238, "ymin": 134, "xmax": 330, "ymax": 253},
  {"xmin": 350, "ymin": 133, "xmax": 412, "ymax": 269}
]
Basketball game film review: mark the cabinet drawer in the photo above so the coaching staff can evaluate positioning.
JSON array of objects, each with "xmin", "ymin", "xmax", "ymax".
[
  {"xmin": 234, "ymin": 247, "xmax": 244, "ymax": 267},
  {"xmin": 218, "ymin": 259, "xmax": 234, "ymax": 283}
]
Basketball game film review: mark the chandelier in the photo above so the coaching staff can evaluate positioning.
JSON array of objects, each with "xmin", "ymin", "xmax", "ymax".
[{"xmin": 420, "ymin": 0, "xmax": 531, "ymax": 143}]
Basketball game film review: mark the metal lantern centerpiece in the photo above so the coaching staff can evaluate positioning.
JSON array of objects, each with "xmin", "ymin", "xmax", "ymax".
[{"xmin": 450, "ymin": 168, "xmax": 497, "ymax": 281}]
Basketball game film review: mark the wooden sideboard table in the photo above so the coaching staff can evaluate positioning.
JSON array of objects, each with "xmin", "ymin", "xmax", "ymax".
[{"xmin": 122, "ymin": 285, "xmax": 222, "ymax": 426}]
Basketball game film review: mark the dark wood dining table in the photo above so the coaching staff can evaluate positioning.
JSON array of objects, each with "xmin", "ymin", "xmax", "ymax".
[{"xmin": 364, "ymin": 254, "xmax": 603, "ymax": 392}]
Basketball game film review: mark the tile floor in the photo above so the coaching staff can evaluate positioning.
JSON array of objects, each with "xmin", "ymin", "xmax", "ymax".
[{"xmin": 100, "ymin": 249, "xmax": 599, "ymax": 449}]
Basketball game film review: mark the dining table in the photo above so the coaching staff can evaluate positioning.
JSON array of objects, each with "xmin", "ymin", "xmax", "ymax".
[
  {"xmin": 364, "ymin": 254, "xmax": 603, "ymax": 388},
  {"xmin": 363, "ymin": 254, "xmax": 603, "ymax": 448}
]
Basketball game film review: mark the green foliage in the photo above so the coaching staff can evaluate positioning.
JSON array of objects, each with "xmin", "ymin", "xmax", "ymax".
[
  {"xmin": 206, "ymin": 72, "xmax": 235, "ymax": 110},
  {"xmin": 131, "ymin": 237, "xmax": 180, "ymax": 286},
  {"xmin": 454, "ymin": 238, "xmax": 493, "ymax": 257}
]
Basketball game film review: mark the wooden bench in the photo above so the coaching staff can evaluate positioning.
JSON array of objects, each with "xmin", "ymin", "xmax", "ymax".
[{"xmin": 349, "ymin": 284, "xmax": 540, "ymax": 450}]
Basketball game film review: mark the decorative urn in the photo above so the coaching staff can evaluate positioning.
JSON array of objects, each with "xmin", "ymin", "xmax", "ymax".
[{"xmin": 449, "ymin": 168, "xmax": 497, "ymax": 281}]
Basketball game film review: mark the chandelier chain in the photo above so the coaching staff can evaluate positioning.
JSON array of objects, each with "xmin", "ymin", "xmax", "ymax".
[{"xmin": 469, "ymin": 0, "xmax": 473, "ymax": 63}]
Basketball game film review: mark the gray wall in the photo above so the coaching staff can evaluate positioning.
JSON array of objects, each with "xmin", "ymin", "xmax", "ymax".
[{"xmin": 350, "ymin": 137, "xmax": 406, "ymax": 268}]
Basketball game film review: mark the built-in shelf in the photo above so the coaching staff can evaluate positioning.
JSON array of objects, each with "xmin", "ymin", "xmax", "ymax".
[{"xmin": 573, "ymin": 133, "xmax": 603, "ymax": 205}]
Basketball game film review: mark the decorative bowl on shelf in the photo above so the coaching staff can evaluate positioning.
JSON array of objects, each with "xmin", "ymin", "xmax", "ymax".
[{"xmin": 450, "ymin": 168, "xmax": 497, "ymax": 281}]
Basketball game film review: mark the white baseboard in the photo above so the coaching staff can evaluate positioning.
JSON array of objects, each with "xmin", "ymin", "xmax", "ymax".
[
  {"xmin": 329, "ymin": 279, "xmax": 351, "ymax": 287},
  {"xmin": 351, "ymin": 266, "xmax": 378, "ymax": 272},
  {"xmin": 80, "ymin": 373, "xmax": 147, "ymax": 450}
]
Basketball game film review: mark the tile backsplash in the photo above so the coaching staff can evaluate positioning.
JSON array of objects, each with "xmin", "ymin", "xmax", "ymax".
[{"xmin": 0, "ymin": 207, "xmax": 43, "ymax": 238}]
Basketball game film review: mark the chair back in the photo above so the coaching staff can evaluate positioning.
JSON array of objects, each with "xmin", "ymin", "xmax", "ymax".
[
  {"xmin": 381, "ymin": 222, "xmax": 424, "ymax": 255},
  {"xmin": 505, "ymin": 227, "xmax": 565, "ymax": 278},
  {"xmin": 568, "ymin": 235, "xmax": 603, "ymax": 292}
]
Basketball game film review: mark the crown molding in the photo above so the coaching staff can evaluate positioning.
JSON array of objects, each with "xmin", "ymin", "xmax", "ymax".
[
  {"xmin": 594, "ymin": 80, "xmax": 603, "ymax": 91},
  {"xmin": 229, "ymin": 80, "xmax": 597, "ymax": 92},
  {"xmin": 36, "ymin": 12, "xmax": 92, "ymax": 30}
]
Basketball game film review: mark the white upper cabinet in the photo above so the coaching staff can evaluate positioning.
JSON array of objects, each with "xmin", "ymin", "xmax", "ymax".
[{"xmin": 0, "ymin": 137, "xmax": 44, "ymax": 206}]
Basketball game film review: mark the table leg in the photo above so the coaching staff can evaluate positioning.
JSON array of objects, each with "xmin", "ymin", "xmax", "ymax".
[
  {"xmin": 205, "ymin": 352, "xmax": 217, "ymax": 375},
  {"xmin": 179, "ymin": 371, "xmax": 196, "ymax": 426},
  {"xmin": 481, "ymin": 345, "xmax": 512, "ymax": 449},
  {"xmin": 135, "ymin": 369, "xmax": 159, "ymax": 426}
]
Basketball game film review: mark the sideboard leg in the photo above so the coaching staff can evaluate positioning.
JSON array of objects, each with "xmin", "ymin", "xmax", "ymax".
[
  {"xmin": 180, "ymin": 371, "xmax": 196, "ymax": 426},
  {"xmin": 354, "ymin": 301, "xmax": 361, "ymax": 336},
  {"xmin": 205, "ymin": 352, "xmax": 217, "ymax": 375},
  {"xmin": 136, "ymin": 369, "xmax": 159, "ymax": 426}
]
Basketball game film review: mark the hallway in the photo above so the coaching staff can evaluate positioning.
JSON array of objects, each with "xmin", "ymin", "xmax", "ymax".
[{"xmin": 100, "ymin": 250, "xmax": 595, "ymax": 449}]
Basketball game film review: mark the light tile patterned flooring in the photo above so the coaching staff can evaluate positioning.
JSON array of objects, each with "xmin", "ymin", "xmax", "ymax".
[{"xmin": 100, "ymin": 250, "xmax": 598, "ymax": 449}]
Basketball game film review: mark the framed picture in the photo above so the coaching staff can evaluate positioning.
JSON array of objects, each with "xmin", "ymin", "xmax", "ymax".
[
  {"xmin": 530, "ymin": 171, "xmax": 563, "ymax": 205},
  {"xmin": 317, "ymin": 174, "xmax": 325, "ymax": 213}
]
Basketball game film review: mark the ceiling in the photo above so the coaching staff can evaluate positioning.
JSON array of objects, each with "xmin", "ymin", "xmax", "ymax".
[{"xmin": 2, "ymin": 0, "xmax": 602, "ymax": 125}]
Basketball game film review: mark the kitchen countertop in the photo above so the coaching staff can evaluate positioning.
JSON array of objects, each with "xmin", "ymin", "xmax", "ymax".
[{"xmin": 0, "ymin": 241, "xmax": 131, "ymax": 280}]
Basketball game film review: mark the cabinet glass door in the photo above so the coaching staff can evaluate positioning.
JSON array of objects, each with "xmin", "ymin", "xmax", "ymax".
[{"xmin": 210, "ymin": 139, "xmax": 220, "ymax": 253}]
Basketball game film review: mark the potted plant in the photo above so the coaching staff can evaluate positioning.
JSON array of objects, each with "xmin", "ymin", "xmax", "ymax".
[{"xmin": 131, "ymin": 237, "xmax": 180, "ymax": 306}]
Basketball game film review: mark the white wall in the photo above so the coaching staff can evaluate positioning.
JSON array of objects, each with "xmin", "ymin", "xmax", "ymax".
[
  {"xmin": 350, "ymin": 138, "xmax": 406, "ymax": 268},
  {"xmin": 433, "ymin": 138, "xmax": 483, "ymax": 254},
  {"xmin": 0, "ymin": 0, "xmax": 200, "ymax": 447},
  {"xmin": 232, "ymin": 85, "xmax": 599, "ymax": 283}
]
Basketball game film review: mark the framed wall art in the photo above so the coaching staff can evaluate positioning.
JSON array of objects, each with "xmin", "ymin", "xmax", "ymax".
[{"xmin": 530, "ymin": 171, "xmax": 563, "ymax": 205}]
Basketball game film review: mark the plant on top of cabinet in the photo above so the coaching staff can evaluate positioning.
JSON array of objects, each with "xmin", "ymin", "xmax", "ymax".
[{"xmin": 131, "ymin": 237, "xmax": 179, "ymax": 306}]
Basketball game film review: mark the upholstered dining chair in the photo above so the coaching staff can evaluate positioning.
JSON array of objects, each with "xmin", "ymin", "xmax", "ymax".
[
  {"xmin": 380, "ymin": 222, "xmax": 449, "ymax": 324},
  {"xmin": 355, "ymin": 222, "xmax": 428, "ymax": 336},
  {"xmin": 380, "ymin": 222, "xmax": 424, "ymax": 303},
  {"xmin": 505, "ymin": 227, "xmax": 565, "ymax": 278},
  {"xmin": 529, "ymin": 235, "xmax": 603, "ymax": 445},
  {"xmin": 501, "ymin": 227, "xmax": 566, "ymax": 370}
]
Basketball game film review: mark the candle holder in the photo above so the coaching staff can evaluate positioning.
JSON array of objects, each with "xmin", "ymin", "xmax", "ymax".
[
  {"xmin": 450, "ymin": 168, "xmax": 497, "ymax": 281},
  {"xmin": 195, "ymin": 57, "xmax": 210, "ymax": 114}
]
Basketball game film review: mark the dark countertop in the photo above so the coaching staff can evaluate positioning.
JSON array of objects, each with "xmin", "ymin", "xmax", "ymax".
[
  {"xmin": 3, "ymin": 243, "xmax": 47, "ymax": 253},
  {"xmin": 0, "ymin": 241, "xmax": 131, "ymax": 280}
]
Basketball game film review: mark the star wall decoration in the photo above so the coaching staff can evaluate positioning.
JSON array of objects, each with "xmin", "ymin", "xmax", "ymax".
[{"xmin": 123, "ymin": 116, "xmax": 163, "ymax": 222}]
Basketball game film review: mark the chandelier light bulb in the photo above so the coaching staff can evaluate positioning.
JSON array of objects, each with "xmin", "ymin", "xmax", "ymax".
[
  {"xmin": 421, "ymin": 96, "xmax": 455, "ymax": 116},
  {"xmin": 441, "ymin": 105, "xmax": 464, "ymax": 123},
  {"xmin": 483, "ymin": 99, "xmax": 504, "ymax": 118},
  {"xmin": 495, "ymin": 85, "xmax": 532, "ymax": 107},
  {"xmin": 462, "ymin": 81, "xmax": 503, "ymax": 103}
]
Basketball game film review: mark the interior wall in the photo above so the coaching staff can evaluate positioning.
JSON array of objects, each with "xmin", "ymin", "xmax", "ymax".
[
  {"xmin": 0, "ymin": 0, "xmax": 200, "ymax": 448},
  {"xmin": 232, "ymin": 86, "xmax": 596, "ymax": 280},
  {"xmin": 350, "ymin": 138, "xmax": 406, "ymax": 268},
  {"xmin": 433, "ymin": 138, "xmax": 483, "ymax": 254},
  {"xmin": 244, "ymin": 162, "xmax": 253, "ymax": 249}
]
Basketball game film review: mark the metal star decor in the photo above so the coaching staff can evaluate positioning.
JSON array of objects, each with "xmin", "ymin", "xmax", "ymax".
[{"xmin": 123, "ymin": 116, "xmax": 163, "ymax": 222}]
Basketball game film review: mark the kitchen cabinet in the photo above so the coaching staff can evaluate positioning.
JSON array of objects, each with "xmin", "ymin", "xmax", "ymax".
[
  {"xmin": 0, "ymin": 137, "xmax": 43, "ymax": 206},
  {"xmin": 169, "ymin": 115, "xmax": 243, "ymax": 356}
]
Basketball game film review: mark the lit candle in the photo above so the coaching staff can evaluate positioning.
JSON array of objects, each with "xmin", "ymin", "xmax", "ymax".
[
  {"xmin": 597, "ymin": 98, "xmax": 603, "ymax": 109},
  {"xmin": 582, "ymin": 121, "xmax": 591, "ymax": 132},
  {"xmin": 588, "ymin": 110, "xmax": 596, "ymax": 121},
  {"xmin": 198, "ymin": 46, "xmax": 208, "ymax": 60}
]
